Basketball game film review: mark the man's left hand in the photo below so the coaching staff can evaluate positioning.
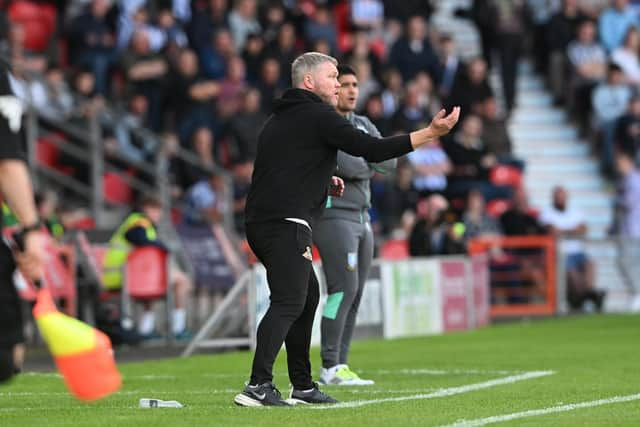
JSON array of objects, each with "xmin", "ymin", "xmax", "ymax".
[{"xmin": 329, "ymin": 176, "xmax": 345, "ymax": 197}]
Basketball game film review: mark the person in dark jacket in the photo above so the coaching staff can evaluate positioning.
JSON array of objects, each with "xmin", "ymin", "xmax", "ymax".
[
  {"xmin": 234, "ymin": 52, "xmax": 460, "ymax": 407},
  {"xmin": 0, "ymin": 61, "xmax": 47, "ymax": 383}
]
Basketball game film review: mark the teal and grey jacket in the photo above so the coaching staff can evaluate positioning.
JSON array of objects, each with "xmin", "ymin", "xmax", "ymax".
[{"xmin": 323, "ymin": 112, "xmax": 397, "ymax": 221}]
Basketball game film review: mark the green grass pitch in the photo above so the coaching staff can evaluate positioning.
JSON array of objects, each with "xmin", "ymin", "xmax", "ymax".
[{"xmin": 2, "ymin": 315, "xmax": 639, "ymax": 426}]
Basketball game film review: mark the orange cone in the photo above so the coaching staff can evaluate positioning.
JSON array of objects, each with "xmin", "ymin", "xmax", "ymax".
[{"xmin": 33, "ymin": 288, "xmax": 122, "ymax": 401}]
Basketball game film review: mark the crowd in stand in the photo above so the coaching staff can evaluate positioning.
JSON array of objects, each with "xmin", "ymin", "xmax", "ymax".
[{"xmin": 6, "ymin": 0, "xmax": 640, "ymax": 315}]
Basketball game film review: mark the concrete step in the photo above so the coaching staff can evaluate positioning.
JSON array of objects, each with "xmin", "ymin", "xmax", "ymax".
[
  {"xmin": 529, "ymin": 197, "xmax": 611, "ymax": 210},
  {"xmin": 525, "ymin": 179, "xmax": 604, "ymax": 192},
  {"xmin": 515, "ymin": 144, "xmax": 589, "ymax": 157},
  {"xmin": 514, "ymin": 92, "xmax": 553, "ymax": 108},
  {"xmin": 511, "ymin": 109, "xmax": 566, "ymax": 125},
  {"xmin": 509, "ymin": 126, "xmax": 578, "ymax": 141},
  {"xmin": 527, "ymin": 162, "xmax": 599, "ymax": 174}
]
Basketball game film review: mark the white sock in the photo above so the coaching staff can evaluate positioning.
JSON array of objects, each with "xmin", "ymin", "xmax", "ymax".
[
  {"xmin": 138, "ymin": 311, "xmax": 155, "ymax": 335},
  {"xmin": 172, "ymin": 309, "xmax": 187, "ymax": 334}
]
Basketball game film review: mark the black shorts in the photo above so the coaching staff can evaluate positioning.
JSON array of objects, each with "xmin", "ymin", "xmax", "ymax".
[{"xmin": 0, "ymin": 241, "xmax": 22, "ymax": 348}]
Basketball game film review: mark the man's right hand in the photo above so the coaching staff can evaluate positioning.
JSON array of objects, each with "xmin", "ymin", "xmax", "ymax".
[
  {"xmin": 410, "ymin": 107, "xmax": 461, "ymax": 149},
  {"xmin": 15, "ymin": 230, "xmax": 46, "ymax": 282}
]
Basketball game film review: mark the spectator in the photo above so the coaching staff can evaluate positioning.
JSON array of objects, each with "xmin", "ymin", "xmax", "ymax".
[
  {"xmin": 612, "ymin": 149, "xmax": 640, "ymax": 237},
  {"xmin": 228, "ymin": 0, "xmax": 261, "ymax": 51},
  {"xmin": 444, "ymin": 57, "xmax": 494, "ymax": 120},
  {"xmin": 486, "ymin": 0, "xmax": 532, "ymax": 114},
  {"xmin": 200, "ymin": 28, "xmax": 236, "ymax": 80},
  {"xmin": 351, "ymin": 0, "xmax": 385, "ymax": 33},
  {"xmin": 35, "ymin": 190, "xmax": 65, "ymax": 240},
  {"xmin": 259, "ymin": 1, "xmax": 286, "ymax": 44},
  {"xmin": 264, "ymin": 22, "xmax": 300, "ymax": 86},
  {"xmin": 343, "ymin": 31, "xmax": 383, "ymax": 81},
  {"xmin": 256, "ymin": 57, "xmax": 284, "ymax": 112},
  {"xmin": 362, "ymin": 92, "xmax": 392, "ymax": 136},
  {"xmin": 611, "ymin": 27, "xmax": 640, "ymax": 83},
  {"xmin": 444, "ymin": 114, "xmax": 511, "ymax": 201},
  {"xmin": 462, "ymin": 188, "xmax": 503, "ymax": 242},
  {"xmin": 68, "ymin": 0, "xmax": 116, "ymax": 96},
  {"xmin": 408, "ymin": 195, "xmax": 465, "ymax": 256},
  {"xmin": 527, "ymin": 0, "xmax": 562, "ymax": 74},
  {"xmin": 479, "ymin": 96, "xmax": 524, "ymax": 169},
  {"xmin": 500, "ymin": 188, "xmax": 545, "ymax": 236},
  {"xmin": 391, "ymin": 82, "xmax": 430, "ymax": 133},
  {"xmin": 231, "ymin": 159, "xmax": 253, "ymax": 234},
  {"xmin": 407, "ymin": 139, "xmax": 451, "ymax": 197},
  {"xmin": 157, "ymin": 8, "xmax": 189, "ymax": 58},
  {"xmin": 167, "ymin": 48, "xmax": 219, "ymax": 139},
  {"xmin": 567, "ymin": 19, "xmax": 608, "ymax": 130},
  {"xmin": 591, "ymin": 63, "xmax": 633, "ymax": 175},
  {"xmin": 120, "ymin": 29, "xmax": 169, "ymax": 130},
  {"xmin": 389, "ymin": 15, "xmax": 440, "ymax": 82},
  {"xmin": 102, "ymin": 196, "xmax": 193, "ymax": 338},
  {"xmin": 614, "ymin": 96, "xmax": 640, "ymax": 157},
  {"xmin": 216, "ymin": 55, "xmax": 247, "ymax": 120},
  {"xmin": 412, "ymin": 71, "xmax": 440, "ymax": 115},
  {"xmin": 351, "ymin": 60, "xmax": 380, "ymax": 111},
  {"xmin": 185, "ymin": 171, "xmax": 227, "ymax": 226},
  {"xmin": 373, "ymin": 160, "xmax": 418, "ymax": 237},
  {"xmin": 540, "ymin": 186, "xmax": 604, "ymax": 311},
  {"xmin": 598, "ymin": 0, "xmax": 639, "ymax": 52},
  {"xmin": 109, "ymin": 94, "xmax": 159, "ymax": 164},
  {"xmin": 437, "ymin": 35, "xmax": 464, "ymax": 100},
  {"xmin": 226, "ymin": 88, "xmax": 266, "ymax": 161},
  {"xmin": 116, "ymin": 7, "xmax": 166, "ymax": 54},
  {"xmin": 175, "ymin": 126, "xmax": 219, "ymax": 188},
  {"xmin": 242, "ymin": 33, "xmax": 265, "ymax": 84},
  {"xmin": 188, "ymin": 0, "xmax": 229, "ymax": 53},
  {"xmin": 304, "ymin": 6, "xmax": 338, "ymax": 53},
  {"xmin": 383, "ymin": 0, "xmax": 434, "ymax": 22},
  {"xmin": 546, "ymin": 0, "xmax": 589, "ymax": 105},
  {"xmin": 380, "ymin": 68, "xmax": 404, "ymax": 118},
  {"xmin": 40, "ymin": 65, "xmax": 75, "ymax": 121}
]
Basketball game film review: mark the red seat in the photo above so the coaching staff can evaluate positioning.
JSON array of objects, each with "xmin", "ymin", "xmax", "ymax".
[
  {"xmin": 4, "ymin": 227, "xmax": 77, "ymax": 315},
  {"xmin": 490, "ymin": 165, "xmax": 522, "ymax": 188},
  {"xmin": 36, "ymin": 137, "xmax": 59, "ymax": 167},
  {"xmin": 103, "ymin": 172, "xmax": 134, "ymax": 205},
  {"xmin": 380, "ymin": 239, "xmax": 409, "ymax": 260},
  {"xmin": 8, "ymin": 1, "xmax": 56, "ymax": 52},
  {"xmin": 124, "ymin": 246, "xmax": 168, "ymax": 300},
  {"xmin": 486, "ymin": 199, "xmax": 510, "ymax": 218}
]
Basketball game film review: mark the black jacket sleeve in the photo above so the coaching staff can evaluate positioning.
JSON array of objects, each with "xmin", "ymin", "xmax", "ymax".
[
  {"xmin": 319, "ymin": 107, "xmax": 413, "ymax": 162},
  {"xmin": 124, "ymin": 226, "xmax": 168, "ymax": 251}
]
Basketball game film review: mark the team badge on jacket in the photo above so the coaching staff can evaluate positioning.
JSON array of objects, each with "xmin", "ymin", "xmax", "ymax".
[
  {"xmin": 347, "ymin": 252, "xmax": 357, "ymax": 271},
  {"xmin": 302, "ymin": 246, "xmax": 313, "ymax": 261}
]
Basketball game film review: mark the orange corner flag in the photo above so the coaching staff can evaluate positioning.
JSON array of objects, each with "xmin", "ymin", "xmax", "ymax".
[{"xmin": 33, "ymin": 288, "xmax": 122, "ymax": 401}]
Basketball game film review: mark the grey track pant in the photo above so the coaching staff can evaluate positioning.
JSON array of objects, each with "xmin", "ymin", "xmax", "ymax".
[{"xmin": 313, "ymin": 214, "xmax": 374, "ymax": 368}]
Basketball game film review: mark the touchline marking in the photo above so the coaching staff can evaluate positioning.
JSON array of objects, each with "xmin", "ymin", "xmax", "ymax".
[
  {"xmin": 371, "ymin": 369, "xmax": 523, "ymax": 376},
  {"xmin": 311, "ymin": 371, "xmax": 555, "ymax": 410},
  {"xmin": 442, "ymin": 393, "xmax": 640, "ymax": 427}
]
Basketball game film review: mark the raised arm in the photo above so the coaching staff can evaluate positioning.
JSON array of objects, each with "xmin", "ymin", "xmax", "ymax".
[{"xmin": 323, "ymin": 106, "xmax": 460, "ymax": 162}]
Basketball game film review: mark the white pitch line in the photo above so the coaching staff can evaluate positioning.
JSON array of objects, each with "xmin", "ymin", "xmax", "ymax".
[
  {"xmin": 443, "ymin": 393, "xmax": 640, "ymax": 427},
  {"xmin": 311, "ymin": 371, "xmax": 555, "ymax": 410},
  {"xmin": 371, "ymin": 369, "xmax": 523, "ymax": 376}
]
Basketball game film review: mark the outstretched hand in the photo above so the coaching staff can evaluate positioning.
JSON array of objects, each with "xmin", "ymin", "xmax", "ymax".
[{"xmin": 428, "ymin": 107, "xmax": 461, "ymax": 138}]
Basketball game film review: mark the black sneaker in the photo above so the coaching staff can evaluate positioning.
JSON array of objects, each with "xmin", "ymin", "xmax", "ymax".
[
  {"xmin": 234, "ymin": 382, "xmax": 290, "ymax": 407},
  {"xmin": 288, "ymin": 382, "xmax": 339, "ymax": 405}
]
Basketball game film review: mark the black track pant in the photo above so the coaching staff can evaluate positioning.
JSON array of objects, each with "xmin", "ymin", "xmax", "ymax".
[
  {"xmin": 0, "ymin": 241, "xmax": 21, "ymax": 382},
  {"xmin": 247, "ymin": 220, "xmax": 319, "ymax": 390}
]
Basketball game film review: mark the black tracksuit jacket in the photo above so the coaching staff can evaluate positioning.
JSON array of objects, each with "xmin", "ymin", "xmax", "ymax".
[{"xmin": 245, "ymin": 88, "xmax": 414, "ymax": 225}]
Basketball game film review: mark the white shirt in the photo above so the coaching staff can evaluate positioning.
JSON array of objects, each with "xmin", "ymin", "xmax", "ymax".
[{"xmin": 539, "ymin": 206, "xmax": 586, "ymax": 254}]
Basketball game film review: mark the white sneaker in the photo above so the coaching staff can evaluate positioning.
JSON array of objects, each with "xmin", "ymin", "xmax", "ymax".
[{"xmin": 319, "ymin": 364, "xmax": 375, "ymax": 386}]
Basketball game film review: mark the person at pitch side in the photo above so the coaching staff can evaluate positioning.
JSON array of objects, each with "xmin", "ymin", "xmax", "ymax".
[
  {"xmin": 0, "ymin": 60, "xmax": 47, "ymax": 384},
  {"xmin": 234, "ymin": 52, "xmax": 460, "ymax": 407},
  {"xmin": 314, "ymin": 65, "xmax": 393, "ymax": 386}
]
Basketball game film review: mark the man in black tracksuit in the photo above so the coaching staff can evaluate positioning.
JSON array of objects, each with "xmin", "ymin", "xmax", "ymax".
[
  {"xmin": 234, "ymin": 52, "xmax": 460, "ymax": 407},
  {"xmin": 0, "ymin": 61, "xmax": 46, "ymax": 384}
]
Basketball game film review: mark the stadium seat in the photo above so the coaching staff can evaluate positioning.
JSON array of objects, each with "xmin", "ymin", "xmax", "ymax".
[
  {"xmin": 124, "ymin": 246, "xmax": 168, "ymax": 301},
  {"xmin": 380, "ymin": 239, "xmax": 409, "ymax": 260},
  {"xmin": 486, "ymin": 199, "xmax": 510, "ymax": 218},
  {"xmin": 103, "ymin": 172, "xmax": 134, "ymax": 205},
  {"xmin": 8, "ymin": 1, "xmax": 57, "ymax": 52},
  {"xmin": 490, "ymin": 165, "xmax": 522, "ymax": 188}
]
